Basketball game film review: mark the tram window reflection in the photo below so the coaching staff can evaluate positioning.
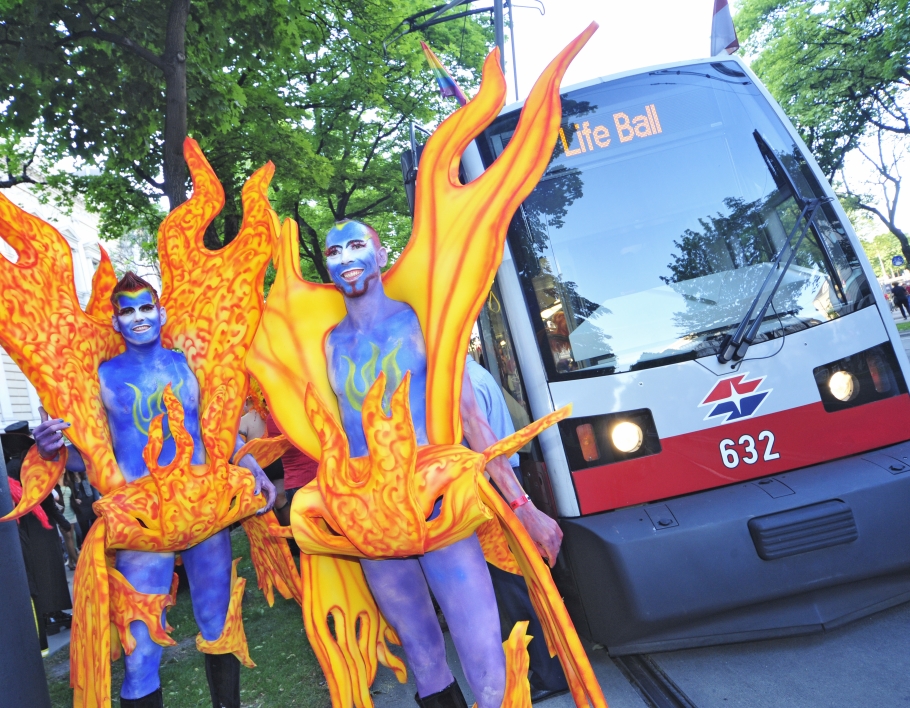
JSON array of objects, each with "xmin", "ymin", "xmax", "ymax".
[{"xmin": 492, "ymin": 61, "xmax": 873, "ymax": 380}]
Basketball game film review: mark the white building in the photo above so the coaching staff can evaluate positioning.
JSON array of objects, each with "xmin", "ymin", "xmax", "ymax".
[{"xmin": 0, "ymin": 183, "xmax": 104, "ymax": 431}]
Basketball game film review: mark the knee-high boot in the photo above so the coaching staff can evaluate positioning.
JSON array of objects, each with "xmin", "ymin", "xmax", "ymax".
[
  {"xmin": 204, "ymin": 653, "xmax": 241, "ymax": 708},
  {"xmin": 415, "ymin": 680, "xmax": 469, "ymax": 708},
  {"xmin": 119, "ymin": 688, "xmax": 163, "ymax": 708}
]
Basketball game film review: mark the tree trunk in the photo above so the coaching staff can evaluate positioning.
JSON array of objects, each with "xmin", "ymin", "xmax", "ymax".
[
  {"xmin": 161, "ymin": 0, "xmax": 190, "ymax": 212},
  {"xmin": 894, "ymin": 228, "xmax": 910, "ymax": 269},
  {"xmin": 293, "ymin": 205, "xmax": 331, "ymax": 283},
  {"xmin": 203, "ymin": 223, "xmax": 223, "ymax": 250},
  {"xmin": 301, "ymin": 222, "xmax": 331, "ymax": 283},
  {"xmin": 221, "ymin": 212, "xmax": 240, "ymax": 247}
]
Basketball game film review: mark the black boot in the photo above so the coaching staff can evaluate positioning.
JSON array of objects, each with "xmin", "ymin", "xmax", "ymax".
[
  {"xmin": 204, "ymin": 653, "xmax": 241, "ymax": 708},
  {"xmin": 415, "ymin": 680, "xmax": 469, "ymax": 708},
  {"xmin": 119, "ymin": 688, "xmax": 163, "ymax": 708}
]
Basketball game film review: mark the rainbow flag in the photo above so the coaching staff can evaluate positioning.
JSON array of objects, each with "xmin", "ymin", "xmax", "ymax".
[{"xmin": 420, "ymin": 41, "xmax": 468, "ymax": 106}]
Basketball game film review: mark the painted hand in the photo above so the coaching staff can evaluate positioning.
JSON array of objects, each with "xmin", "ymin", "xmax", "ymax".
[
  {"xmin": 237, "ymin": 454, "xmax": 276, "ymax": 514},
  {"xmin": 514, "ymin": 501, "xmax": 563, "ymax": 567},
  {"xmin": 34, "ymin": 407, "xmax": 70, "ymax": 461}
]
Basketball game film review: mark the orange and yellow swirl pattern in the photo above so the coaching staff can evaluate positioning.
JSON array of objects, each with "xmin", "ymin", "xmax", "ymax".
[
  {"xmin": 93, "ymin": 386, "xmax": 266, "ymax": 553},
  {"xmin": 158, "ymin": 140, "xmax": 276, "ymax": 462},
  {"xmin": 109, "ymin": 569, "xmax": 178, "ymax": 655},
  {"xmin": 0, "ymin": 192, "xmax": 126, "ymax": 496},
  {"xmin": 196, "ymin": 558, "xmax": 256, "ymax": 668}
]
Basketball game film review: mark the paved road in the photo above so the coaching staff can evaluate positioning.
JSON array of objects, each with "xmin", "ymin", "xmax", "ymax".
[{"xmin": 372, "ymin": 598, "xmax": 910, "ymax": 708}]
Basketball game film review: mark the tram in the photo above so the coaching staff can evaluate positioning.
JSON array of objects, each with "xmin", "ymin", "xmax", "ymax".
[{"xmin": 431, "ymin": 55, "xmax": 910, "ymax": 655}]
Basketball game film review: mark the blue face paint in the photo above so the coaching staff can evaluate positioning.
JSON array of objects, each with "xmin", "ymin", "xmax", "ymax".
[
  {"xmin": 325, "ymin": 221, "xmax": 383, "ymax": 298},
  {"xmin": 113, "ymin": 290, "xmax": 164, "ymax": 347}
]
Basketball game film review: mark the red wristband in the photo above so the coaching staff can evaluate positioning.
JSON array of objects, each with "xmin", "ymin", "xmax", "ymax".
[{"xmin": 509, "ymin": 494, "xmax": 531, "ymax": 511}]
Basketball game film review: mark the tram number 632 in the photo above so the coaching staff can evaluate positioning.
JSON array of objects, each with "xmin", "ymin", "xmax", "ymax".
[{"xmin": 719, "ymin": 431, "xmax": 780, "ymax": 469}]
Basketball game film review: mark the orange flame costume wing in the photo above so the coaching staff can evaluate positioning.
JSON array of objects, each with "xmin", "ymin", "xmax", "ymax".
[
  {"xmin": 0, "ymin": 139, "xmax": 301, "ymax": 708},
  {"xmin": 157, "ymin": 141, "xmax": 277, "ymax": 459},
  {"xmin": 0, "ymin": 193, "xmax": 126, "ymax": 497},
  {"xmin": 248, "ymin": 23, "xmax": 607, "ymax": 708}
]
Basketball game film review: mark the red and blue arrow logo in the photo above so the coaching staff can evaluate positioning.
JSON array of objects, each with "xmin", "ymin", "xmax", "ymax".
[{"xmin": 699, "ymin": 373, "xmax": 771, "ymax": 423}]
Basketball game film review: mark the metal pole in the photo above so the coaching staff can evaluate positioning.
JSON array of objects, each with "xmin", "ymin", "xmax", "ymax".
[
  {"xmin": 507, "ymin": 0, "xmax": 519, "ymax": 101},
  {"xmin": 0, "ymin": 439, "xmax": 52, "ymax": 708},
  {"xmin": 494, "ymin": 0, "xmax": 506, "ymax": 72}
]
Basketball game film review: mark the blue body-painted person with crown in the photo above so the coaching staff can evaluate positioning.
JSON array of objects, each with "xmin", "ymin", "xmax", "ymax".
[
  {"xmin": 33, "ymin": 272, "xmax": 276, "ymax": 708},
  {"xmin": 323, "ymin": 220, "xmax": 564, "ymax": 708}
]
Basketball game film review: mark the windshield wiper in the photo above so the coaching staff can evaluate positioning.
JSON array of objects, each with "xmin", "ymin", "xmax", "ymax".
[{"xmin": 717, "ymin": 132, "xmax": 831, "ymax": 364}]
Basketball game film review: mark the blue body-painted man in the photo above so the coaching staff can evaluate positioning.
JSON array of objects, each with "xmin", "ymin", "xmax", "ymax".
[
  {"xmin": 323, "ymin": 220, "xmax": 564, "ymax": 708},
  {"xmin": 34, "ymin": 272, "xmax": 275, "ymax": 708}
]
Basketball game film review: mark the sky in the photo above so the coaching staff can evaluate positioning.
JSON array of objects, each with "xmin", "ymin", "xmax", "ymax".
[
  {"xmin": 503, "ymin": 0, "xmax": 719, "ymax": 104},
  {"xmin": 492, "ymin": 0, "xmax": 908, "ymax": 238}
]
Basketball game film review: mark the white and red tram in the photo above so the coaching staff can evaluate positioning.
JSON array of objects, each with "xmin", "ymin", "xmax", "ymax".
[{"xmin": 452, "ymin": 56, "xmax": 910, "ymax": 655}]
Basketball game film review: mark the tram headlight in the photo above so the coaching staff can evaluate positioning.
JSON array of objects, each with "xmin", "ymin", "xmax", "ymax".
[
  {"xmin": 558, "ymin": 409, "xmax": 660, "ymax": 470},
  {"xmin": 611, "ymin": 421, "xmax": 644, "ymax": 453},
  {"xmin": 828, "ymin": 370, "xmax": 858, "ymax": 402},
  {"xmin": 814, "ymin": 344, "xmax": 906, "ymax": 413}
]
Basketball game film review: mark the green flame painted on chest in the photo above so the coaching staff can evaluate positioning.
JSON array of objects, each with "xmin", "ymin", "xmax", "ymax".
[
  {"xmin": 342, "ymin": 341, "xmax": 402, "ymax": 414},
  {"xmin": 126, "ymin": 380, "xmax": 184, "ymax": 439}
]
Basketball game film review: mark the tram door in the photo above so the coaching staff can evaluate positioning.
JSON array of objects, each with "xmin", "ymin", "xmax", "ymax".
[
  {"xmin": 472, "ymin": 280, "xmax": 590, "ymax": 622},
  {"xmin": 471, "ymin": 280, "xmax": 560, "ymax": 519}
]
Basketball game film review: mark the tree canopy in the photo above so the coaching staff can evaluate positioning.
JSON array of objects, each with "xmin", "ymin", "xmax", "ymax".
[
  {"xmin": 859, "ymin": 231, "xmax": 907, "ymax": 279},
  {"xmin": 737, "ymin": 0, "xmax": 910, "ymax": 260},
  {"xmin": 1, "ymin": 0, "xmax": 493, "ymax": 279}
]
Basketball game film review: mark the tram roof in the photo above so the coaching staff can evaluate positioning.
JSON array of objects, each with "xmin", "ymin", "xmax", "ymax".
[{"xmin": 499, "ymin": 53, "xmax": 753, "ymax": 116}]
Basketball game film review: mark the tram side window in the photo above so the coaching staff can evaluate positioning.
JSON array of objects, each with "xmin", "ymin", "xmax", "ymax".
[
  {"xmin": 471, "ymin": 288, "xmax": 562, "ymax": 517},
  {"xmin": 488, "ymin": 62, "xmax": 873, "ymax": 380},
  {"xmin": 473, "ymin": 284, "xmax": 533, "ymax": 445}
]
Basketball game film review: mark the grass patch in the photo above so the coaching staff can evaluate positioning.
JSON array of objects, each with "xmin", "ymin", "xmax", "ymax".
[
  {"xmin": 46, "ymin": 528, "xmax": 329, "ymax": 708},
  {"xmin": 897, "ymin": 321, "xmax": 910, "ymax": 332}
]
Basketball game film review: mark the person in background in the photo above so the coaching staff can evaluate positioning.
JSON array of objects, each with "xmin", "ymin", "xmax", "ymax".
[
  {"xmin": 237, "ymin": 389, "xmax": 314, "ymax": 527},
  {"xmin": 891, "ymin": 282, "xmax": 909, "ymax": 319},
  {"xmin": 58, "ymin": 470, "xmax": 81, "ymax": 567},
  {"xmin": 264, "ymin": 413, "xmax": 317, "ymax": 527},
  {"xmin": 71, "ymin": 466, "xmax": 100, "ymax": 538},
  {"xmin": 464, "ymin": 355, "xmax": 570, "ymax": 703},
  {"xmin": 238, "ymin": 388, "xmax": 318, "ymax": 532},
  {"xmin": 2, "ymin": 422, "xmax": 74, "ymax": 639}
]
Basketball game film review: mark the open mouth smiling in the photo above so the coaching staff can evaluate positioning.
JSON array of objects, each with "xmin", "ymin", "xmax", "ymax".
[
  {"xmin": 341, "ymin": 268, "xmax": 364, "ymax": 283},
  {"xmin": 132, "ymin": 324, "xmax": 151, "ymax": 333}
]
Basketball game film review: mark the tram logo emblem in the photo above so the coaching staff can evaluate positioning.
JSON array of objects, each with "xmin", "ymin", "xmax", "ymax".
[{"xmin": 700, "ymin": 373, "xmax": 771, "ymax": 423}]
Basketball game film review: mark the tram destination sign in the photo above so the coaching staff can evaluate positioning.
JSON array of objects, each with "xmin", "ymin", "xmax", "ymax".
[{"xmin": 558, "ymin": 104, "xmax": 663, "ymax": 157}]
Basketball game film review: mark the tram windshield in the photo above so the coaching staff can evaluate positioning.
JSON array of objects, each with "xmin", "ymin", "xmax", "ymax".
[{"xmin": 482, "ymin": 61, "xmax": 874, "ymax": 380}]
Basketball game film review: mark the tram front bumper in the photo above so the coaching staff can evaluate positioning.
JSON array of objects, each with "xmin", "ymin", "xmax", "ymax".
[{"xmin": 561, "ymin": 439, "xmax": 910, "ymax": 655}]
